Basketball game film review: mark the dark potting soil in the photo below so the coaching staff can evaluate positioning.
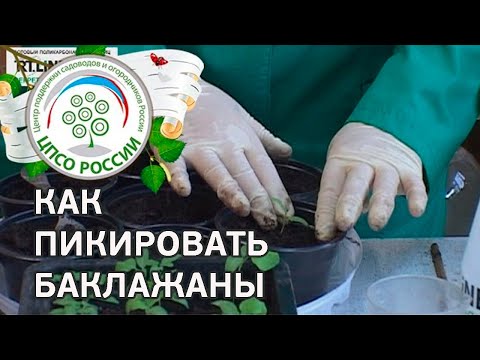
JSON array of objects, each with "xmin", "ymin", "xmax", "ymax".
[
  {"xmin": 108, "ymin": 189, "xmax": 222, "ymax": 226},
  {"xmin": 0, "ymin": 217, "xmax": 117, "ymax": 256},
  {"xmin": 226, "ymin": 215, "xmax": 318, "ymax": 248},
  {"xmin": 275, "ymin": 164, "xmax": 320, "ymax": 195},
  {"xmin": 4, "ymin": 175, "xmax": 112, "ymax": 201},
  {"xmin": 220, "ymin": 210, "xmax": 342, "ymax": 248}
]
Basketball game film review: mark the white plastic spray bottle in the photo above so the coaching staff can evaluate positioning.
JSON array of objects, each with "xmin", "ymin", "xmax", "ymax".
[{"xmin": 462, "ymin": 198, "xmax": 480, "ymax": 314}]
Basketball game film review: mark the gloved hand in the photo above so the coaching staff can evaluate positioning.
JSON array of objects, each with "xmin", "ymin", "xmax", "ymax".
[
  {"xmin": 157, "ymin": 80, "xmax": 294, "ymax": 229},
  {"xmin": 316, "ymin": 122, "xmax": 428, "ymax": 240}
]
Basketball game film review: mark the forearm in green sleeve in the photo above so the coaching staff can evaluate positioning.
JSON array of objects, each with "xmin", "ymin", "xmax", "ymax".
[{"xmin": 347, "ymin": 45, "xmax": 480, "ymax": 186}]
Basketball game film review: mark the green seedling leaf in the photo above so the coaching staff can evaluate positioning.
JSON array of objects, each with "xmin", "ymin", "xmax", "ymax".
[
  {"xmin": 72, "ymin": 272, "xmax": 82, "ymax": 281},
  {"xmin": 150, "ymin": 265, "xmax": 163, "ymax": 273},
  {"xmin": 225, "ymin": 256, "xmax": 245, "ymax": 272},
  {"xmin": 146, "ymin": 306, "xmax": 168, "ymax": 315},
  {"xmin": 136, "ymin": 248, "xmax": 151, "ymax": 270},
  {"xmin": 146, "ymin": 259, "xmax": 160, "ymax": 267},
  {"xmin": 240, "ymin": 244, "xmax": 248, "ymax": 258},
  {"xmin": 271, "ymin": 197, "xmax": 288, "ymax": 214},
  {"xmin": 239, "ymin": 298, "xmax": 268, "ymax": 315},
  {"xmin": 24, "ymin": 161, "xmax": 49, "ymax": 178},
  {"xmin": 140, "ymin": 165, "xmax": 166, "ymax": 194},
  {"xmin": 115, "ymin": 258, "xmax": 137, "ymax": 273},
  {"xmin": 76, "ymin": 45, "xmax": 107, "ymax": 56},
  {"xmin": 149, "ymin": 117, "xmax": 165, "ymax": 147},
  {"xmin": 63, "ymin": 305, "xmax": 82, "ymax": 314},
  {"xmin": 160, "ymin": 254, "xmax": 182, "ymax": 268},
  {"xmin": 154, "ymin": 139, "xmax": 186, "ymax": 163},
  {"xmin": 144, "ymin": 297, "xmax": 160, "ymax": 308},
  {"xmin": 170, "ymin": 291, "xmax": 189, "ymax": 309},
  {"xmin": 289, "ymin": 216, "xmax": 310, "ymax": 227},
  {"xmin": 126, "ymin": 295, "xmax": 149, "ymax": 314},
  {"xmin": 252, "ymin": 251, "xmax": 280, "ymax": 272},
  {"xmin": 212, "ymin": 300, "xmax": 240, "ymax": 315},
  {"xmin": 52, "ymin": 295, "xmax": 77, "ymax": 306},
  {"xmin": 50, "ymin": 307, "xmax": 69, "ymax": 315},
  {"xmin": 78, "ymin": 303, "xmax": 99, "ymax": 315},
  {"xmin": 50, "ymin": 300, "xmax": 83, "ymax": 315},
  {"xmin": 99, "ymin": 296, "xmax": 120, "ymax": 305},
  {"xmin": 149, "ymin": 116, "xmax": 186, "ymax": 162},
  {"xmin": 99, "ymin": 274, "xmax": 107, "ymax": 286}
]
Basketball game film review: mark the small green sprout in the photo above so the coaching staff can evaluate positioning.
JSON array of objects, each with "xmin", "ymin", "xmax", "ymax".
[
  {"xmin": 212, "ymin": 297, "xmax": 268, "ymax": 315},
  {"xmin": 271, "ymin": 197, "xmax": 314, "ymax": 234}
]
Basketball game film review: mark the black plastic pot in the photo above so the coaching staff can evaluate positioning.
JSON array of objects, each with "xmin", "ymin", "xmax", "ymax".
[
  {"xmin": 118, "ymin": 157, "xmax": 321, "ymax": 201},
  {"xmin": 0, "ymin": 171, "xmax": 117, "ymax": 218},
  {"xmin": 0, "ymin": 210, "xmax": 122, "ymax": 301},
  {"xmin": 274, "ymin": 160, "xmax": 322, "ymax": 203},
  {"xmin": 215, "ymin": 201, "xmax": 345, "ymax": 306},
  {"xmin": 19, "ymin": 256, "xmax": 297, "ymax": 315},
  {"xmin": 102, "ymin": 183, "xmax": 223, "ymax": 230},
  {"xmin": 188, "ymin": 160, "xmax": 322, "ymax": 203}
]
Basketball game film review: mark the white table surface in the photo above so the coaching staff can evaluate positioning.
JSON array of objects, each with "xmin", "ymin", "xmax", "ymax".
[{"xmin": 333, "ymin": 237, "xmax": 468, "ymax": 315}]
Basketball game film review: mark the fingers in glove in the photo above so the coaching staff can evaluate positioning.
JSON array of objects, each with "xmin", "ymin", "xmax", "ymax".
[
  {"xmin": 401, "ymin": 171, "xmax": 428, "ymax": 217},
  {"xmin": 315, "ymin": 160, "xmax": 347, "ymax": 241},
  {"xmin": 154, "ymin": 147, "xmax": 191, "ymax": 197},
  {"xmin": 191, "ymin": 150, "xmax": 251, "ymax": 217},
  {"xmin": 335, "ymin": 163, "xmax": 374, "ymax": 232},
  {"xmin": 368, "ymin": 166, "xmax": 399, "ymax": 231},
  {"xmin": 224, "ymin": 149, "xmax": 278, "ymax": 230},
  {"xmin": 245, "ymin": 146, "xmax": 294, "ymax": 218},
  {"xmin": 246, "ymin": 116, "xmax": 292, "ymax": 160}
]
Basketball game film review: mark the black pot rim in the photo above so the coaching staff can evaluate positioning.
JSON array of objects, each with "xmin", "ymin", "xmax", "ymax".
[
  {"xmin": 118, "ymin": 159, "xmax": 322, "ymax": 181},
  {"xmin": 214, "ymin": 201, "xmax": 346, "ymax": 253},
  {"xmin": 274, "ymin": 159, "xmax": 322, "ymax": 176},
  {"xmin": 0, "ymin": 172, "xmax": 118, "ymax": 206},
  {"xmin": 0, "ymin": 210, "xmax": 123, "ymax": 262}
]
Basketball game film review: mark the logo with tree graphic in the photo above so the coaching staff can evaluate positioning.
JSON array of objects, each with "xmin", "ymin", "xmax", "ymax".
[
  {"xmin": 26, "ymin": 54, "xmax": 153, "ymax": 180},
  {"xmin": 62, "ymin": 93, "xmax": 110, "ymax": 152}
]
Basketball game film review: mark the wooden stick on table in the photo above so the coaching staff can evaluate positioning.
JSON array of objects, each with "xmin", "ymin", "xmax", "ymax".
[{"xmin": 430, "ymin": 243, "xmax": 448, "ymax": 280}]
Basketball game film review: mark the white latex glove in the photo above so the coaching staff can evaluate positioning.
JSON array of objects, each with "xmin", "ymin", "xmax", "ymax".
[
  {"xmin": 316, "ymin": 122, "xmax": 428, "ymax": 240},
  {"xmin": 157, "ymin": 80, "xmax": 294, "ymax": 229}
]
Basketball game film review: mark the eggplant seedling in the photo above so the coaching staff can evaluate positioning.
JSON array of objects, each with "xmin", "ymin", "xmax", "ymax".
[
  {"xmin": 212, "ymin": 297, "xmax": 267, "ymax": 315},
  {"xmin": 115, "ymin": 249, "xmax": 188, "ymax": 315},
  {"xmin": 225, "ymin": 244, "xmax": 280, "ymax": 273},
  {"xmin": 49, "ymin": 293, "xmax": 119, "ymax": 315},
  {"xmin": 49, "ymin": 271, "xmax": 118, "ymax": 315},
  {"xmin": 271, "ymin": 197, "xmax": 314, "ymax": 234}
]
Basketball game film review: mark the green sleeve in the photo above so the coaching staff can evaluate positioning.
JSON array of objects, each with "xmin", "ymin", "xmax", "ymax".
[{"xmin": 347, "ymin": 45, "xmax": 480, "ymax": 187}]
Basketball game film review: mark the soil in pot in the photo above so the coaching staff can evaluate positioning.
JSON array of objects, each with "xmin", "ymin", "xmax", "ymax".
[
  {"xmin": 215, "ymin": 202, "xmax": 345, "ymax": 306},
  {"xmin": 0, "ymin": 211, "xmax": 121, "ymax": 301},
  {"xmin": 0, "ymin": 171, "xmax": 117, "ymax": 217},
  {"xmin": 274, "ymin": 160, "xmax": 321, "ymax": 197},
  {"xmin": 102, "ymin": 184, "xmax": 223, "ymax": 229}
]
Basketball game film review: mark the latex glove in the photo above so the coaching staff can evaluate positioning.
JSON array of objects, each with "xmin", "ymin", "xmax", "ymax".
[
  {"xmin": 157, "ymin": 80, "xmax": 294, "ymax": 229},
  {"xmin": 316, "ymin": 122, "xmax": 428, "ymax": 240}
]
